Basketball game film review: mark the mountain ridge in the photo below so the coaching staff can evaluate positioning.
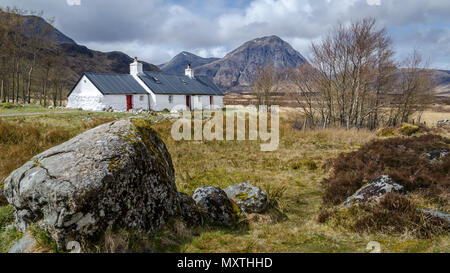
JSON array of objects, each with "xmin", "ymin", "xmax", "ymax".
[
  {"xmin": 161, "ymin": 35, "xmax": 308, "ymax": 92},
  {"xmin": 158, "ymin": 51, "xmax": 219, "ymax": 75}
]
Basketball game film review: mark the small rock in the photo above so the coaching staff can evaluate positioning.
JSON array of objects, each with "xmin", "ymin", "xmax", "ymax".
[
  {"xmin": 177, "ymin": 192, "xmax": 203, "ymax": 227},
  {"xmin": 192, "ymin": 186, "xmax": 241, "ymax": 227},
  {"xmin": 435, "ymin": 119, "xmax": 450, "ymax": 125},
  {"xmin": 423, "ymin": 149, "xmax": 448, "ymax": 161},
  {"xmin": 343, "ymin": 175, "xmax": 405, "ymax": 207},
  {"xmin": 8, "ymin": 234, "xmax": 36, "ymax": 253},
  {"xmin": 224, "ymin": 182, "xmax": 268, "ymax": 213},
  {"xmin": 419, "ymin": 209, "xmax": 450, "ymax": 228}
]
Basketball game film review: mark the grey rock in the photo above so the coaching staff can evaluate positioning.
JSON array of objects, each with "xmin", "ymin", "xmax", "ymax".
[
  {"xmin": 224, "ymin": 182, "xmax": 268, "ymax": 213},
  {"xmin": 8, "ymin": 234, "xmax": 36, "ymax": 253},
  {"xmin": 192, "ymin": 186, "xmax": 240, "ymax": 227},
  {"xmin": 3, "ymin": 118, "xmax": 179, "ymax": 248},
  {"xmin": 423, "ymin": 149, "xmax": 448, "ymax": 161},
  {"xmin": 177, "ymin": 192, "xmax": 203, "ymax": 227},
  {"xmin": 343, "ymin": 175, "xmax": 405, "ymax": 207},
  {"xmin": 435, "ymin": 119, "xmax": 450, "ymax": 125},
  {"xmin": 419, "ymin": 209, "xmax": 450, "ymax": 228}
]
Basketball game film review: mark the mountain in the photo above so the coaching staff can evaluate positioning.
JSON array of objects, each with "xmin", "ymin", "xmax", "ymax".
[
  {"xmin": 57, "ymin": 44, "xmax": 160, "ymax": 83},
  {"xmin": 195, "ymin": 35, "xmax": 307, "ymax": 92},
  {"xmin": 158, "ymin": 51, "xmax": 219, "ymax": 75},
  {"xmin": 430, "ymin": 69, "xmax": 450, "ymax": 96},
  {"xmin": 23, "ymin": 15, "xmax": 77, "ymax": 45}
]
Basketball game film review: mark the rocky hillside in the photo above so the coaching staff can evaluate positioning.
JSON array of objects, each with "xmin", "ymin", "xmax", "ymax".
[
  {"xmin": 23, "ymin": 15, "xmax": 77, "ymax": 45},
  {"xmin": 431, "ymin": 69, "xmax": 450, "ymax": 96},
  {"xmin": 158, "ymin": 51, "xmax": 219, "ymax": 75},
  {"xmin": 57, "ymin": 43, "xmax": 160, "ymax": 84},
  {"xmin": 194, "ymin": 35, "xmax": 307, "ymax": 92}
]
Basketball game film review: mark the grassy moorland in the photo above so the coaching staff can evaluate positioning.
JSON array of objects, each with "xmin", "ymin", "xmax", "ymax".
[
  {"xmin": 0, "ymin": 103, "xmax": 79, "ymax": 115},
  {"xmin": 0, "ymin": 105, "xmax": 449, "ymax": 253}
]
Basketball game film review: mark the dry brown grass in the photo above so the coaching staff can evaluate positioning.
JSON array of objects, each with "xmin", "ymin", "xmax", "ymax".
[{"xmin": 0, "ymin": 117, "xmax": 115, "ymax": 190}]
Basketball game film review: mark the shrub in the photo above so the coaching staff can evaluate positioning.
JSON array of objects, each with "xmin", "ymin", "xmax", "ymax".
[
  {"xmin": 399, "ymin": 123, "xmax": 420, "ymax": 136},
  {"xmin": 290, "ymin": 160, "xmax": 318, "ymax": 171},
  {"xmin": 377, "ymin": 127, "xmax": 397, "ymax": 137},
  {"xmin": 0, "ymin": 103, "xmax": 20, "ymax": 109},
  {"xmin": 325, "ymin": 194, "xmax": 448, "ymax": 238},
  {"xmin": 322, "ymin": 134, "xmax": 450, "ymax": 206}
]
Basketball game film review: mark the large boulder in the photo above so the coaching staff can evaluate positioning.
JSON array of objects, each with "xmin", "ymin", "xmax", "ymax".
[
  {"xmin": 3, "ymin": 118, "xmax": 179, "ymax": 248},
  {"xmin": 192, "ymin": 186, "xmax": 240, "ymax": 227},
  {"xmin": 224, "ymin": 182, "xmax": 268, "ymax": 213},
  {"xmin": 343, "ymin": 175, "xmax": 405, "ymax": 207}
]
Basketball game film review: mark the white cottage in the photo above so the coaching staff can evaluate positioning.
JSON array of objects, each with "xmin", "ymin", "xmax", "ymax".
[{"xmin": 67, "ymin": 58, "xmax": 224, "ymax": 112}]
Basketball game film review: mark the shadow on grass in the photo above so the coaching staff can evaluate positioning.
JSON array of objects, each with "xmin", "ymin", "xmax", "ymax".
[{"xmin": 144, "ymin": 207, "xmax": 288, "ymax": 253}]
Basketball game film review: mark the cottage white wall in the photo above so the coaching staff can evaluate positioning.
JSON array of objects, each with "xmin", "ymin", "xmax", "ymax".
[
  {"xmin": 102, "ymin": 94, "xmax": 150, "ymax": 112},
  {"xmin": 152, "ymin": 94, "xmax": 186, "ymax": 111},
  {"xmin": 67, "ymin": 76, "xmax": 104, "ymax": 111},
  {"xmin": 151, "ymin": 94, "xmax": 224, "ymax": 111},
  {"xmin": 132, "ymin": 75, "xmax": 155, "ymax": 109},
  {"xmin": 132, "ymin": 94, "xmax": 150, "ymax": 110},
  {"xmin": 212, "ymin": 96, "xmax": 224, "ymax": 109}
]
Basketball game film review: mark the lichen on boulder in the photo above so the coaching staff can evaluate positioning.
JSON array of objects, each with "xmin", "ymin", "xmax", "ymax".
[
  {"xmin": 343, "ymin": 175, "xmax": 405, "ymax": 207},
  {"xmin": 192, "ymin": 186, "xmax": 241, "ymax": 227},
  {"xmin": 224, "ymin": 182, "xmax": 268, "ymax": 213},
  {"xmin": 177, "ymin": 192, "xmax": 204, "ymax": 227},
  {"xmin": 3, "ymin": 118, "xmax": 179, "ymax": 249}
]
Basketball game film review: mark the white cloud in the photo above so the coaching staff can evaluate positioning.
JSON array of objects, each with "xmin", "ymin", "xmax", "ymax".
[
  {"xmin": 367, "ymin": 0, "xmax": 381, "ymax": 6},
  {"xmin": 66, "ymin": 0, "xmax": 81, "ymax": 6}
]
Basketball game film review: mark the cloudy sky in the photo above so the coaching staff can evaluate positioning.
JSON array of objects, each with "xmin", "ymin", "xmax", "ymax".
[{"xmin": 1, "ymin": 0, "xmax": 449, "ymax": 69}]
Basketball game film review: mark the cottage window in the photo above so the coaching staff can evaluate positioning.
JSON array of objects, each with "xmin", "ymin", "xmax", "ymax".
[
  {"xmin": 168, "ymin": 95, "xmax": 173, "ymax": 103},
  {"xmin": 198, "ymin": 96, "xmax": 201, "ymax": 102},
  {"xmin": 139, "ymin": 95, "xmax": 144, "ymax": 101}
]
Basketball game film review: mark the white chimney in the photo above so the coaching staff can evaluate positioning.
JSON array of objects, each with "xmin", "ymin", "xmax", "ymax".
[
  {"xmin": 185, "ymin": 63, "xmax": 194, "ymax": 79},
  {"xmin": 130, "ymin": 57, "xmax": 143, "ymax": 76}
]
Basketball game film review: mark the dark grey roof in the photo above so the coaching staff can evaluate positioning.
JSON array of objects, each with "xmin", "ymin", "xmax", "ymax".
[
  {"xmin": 138, "ymin": 71, "xmax": 223, "ymax": 95},
  {"xmin": 84, "ymin": 72, "xmax": 148, "ymax": 95}
]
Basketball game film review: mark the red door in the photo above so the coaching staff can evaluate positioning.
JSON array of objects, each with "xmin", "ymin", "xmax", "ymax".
[
  {"xmin": 210, "ymin": 96, "xmax": 213, "ymax": 108},
  {"xmin": 126, "ymin": 95, "xmax": 133, "ymax": 111},
  {"xmin": 186, "ymin": 95, "xmax": 191, "ymax": 110}
]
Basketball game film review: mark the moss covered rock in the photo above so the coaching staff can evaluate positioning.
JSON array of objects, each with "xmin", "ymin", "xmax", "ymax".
[
  {"xmin": 343, "ymin": 175, "xmax": 405, "ymax": 207},
  {"xmin": 192, "ymin": 186, "xmax": 241, "ymax": 227},
  {"xmin": 177, "ymin": 192, "xmax": 204, "ymax": 227},
  {"xmin": 3, "ymin": 118, "xmax": 179, "ymax": 249},
  {"xmin": 224, "ymin": 182, "xmax": 268, "ymax": 213}
]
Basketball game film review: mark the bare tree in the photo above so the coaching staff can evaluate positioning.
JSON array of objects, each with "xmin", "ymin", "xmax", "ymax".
[
  {"xmin": 292, "ymin": 18, "xmax": 432, "ymax": 130},
  {"xmin": 252, "ymin": 63, "xmax": 280, "ymax": 107},
  {"xmin": 388, "ymin": 51, "xmax": 434, "ymax": 126}
]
